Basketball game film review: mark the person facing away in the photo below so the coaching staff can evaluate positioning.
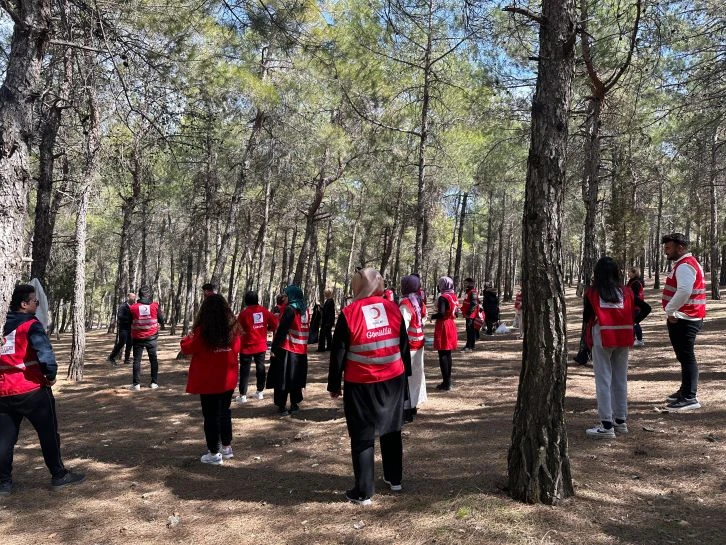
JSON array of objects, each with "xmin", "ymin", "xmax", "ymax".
[
  {"xmin": 432, "ymin": 276, "xmax": 459, "ymax": 391},
  {"xmin": 460, "ymin": 277, "xmax": 480, "ymax": 352},
  {"xmin": 267, "ymin": 285, "xmax": 309, "ymax": 415},
  {"xmin": 0, "ymin": 284, "xmax": 85, "ymax": 496},
  {"xmin": 626, "ymin": 267, "xmax": 645, "ymax": 347},
  {"xmin": 317, "ymin": 288, "xmax": 335, "ymax": 352},
  {"xmin": 481, "ymin": 282, "xmax": 500, "ymax": 335},
  {"xmin": 201, "ymin": 282, "xmax": 218, "ymax": 298},
  {"xmin": 180, "ymin": 293, "xmax": 242, "ymax": 465},
  {"xmin": 107, "ymin": 292, "xmax": 136, "ymax": 365},
  {"xmin": 660, "ymin": 232, "xmax": 706, "ymax": 412},
  {"xmin": 128, "ymin": 286, "xmax": 166, "ymax": 391},
  {"xmin": 327, "ymin": 267, "xmax": 411, "ymax": 505},
  {"xmin": 272, "ymin": 293, "xmax": 287, "ymax": 318},
  {"xmin": 582, "ymin": 257, "xmax": 651, "ymax": 439},
  {"xmin": 235, "ymin": 291, "xmax": 278, "ymax": 405}
]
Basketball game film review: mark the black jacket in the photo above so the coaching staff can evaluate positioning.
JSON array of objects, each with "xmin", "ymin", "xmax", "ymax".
[
  {"xmin": 321, "ymin": 298, "xmax": 336, "ymax": 327},
  {"xmin": 2, "ymin": 311, "xmax": 57, "ymax": 382}
]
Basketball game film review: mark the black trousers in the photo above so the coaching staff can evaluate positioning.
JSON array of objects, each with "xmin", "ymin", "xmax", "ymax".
[
  {"xmin": 273, "ymin": 387, "xmax": 303, "ymax": 409},
  {"xmin": 0, "ymin": 388, "xmax": 67, "ymax": 483},
  {"xmin": 633, "ymin": 323, "xmax": 643, "ymax": 342},
  {"xmin": 132, "ymin": 338, "xmax": 159, "ymax": 385},
  {"xmin": 318, "ymin": 326, "xmax": 333, "ymax": 351},
  {"xmin": 667, "ymin": 318, "xmax": 703, "ymax": 398},
  {"xmin": 199, "ymin": 391, "xmax": 234, "ymax": 454},
  {"xmin": 438, "ymin": 350, "xmax": 453, "ymax": 386},
  {"xmin": 109, "ymin": 328, "xmax": 132, "ymax": 363},
  {"xmin": 239, "ymin": 352, "xmax": 266, "ymax": 395},
  {"xmin": 465, "ymin": 319, "xmax": 476, "ymax": 349}
]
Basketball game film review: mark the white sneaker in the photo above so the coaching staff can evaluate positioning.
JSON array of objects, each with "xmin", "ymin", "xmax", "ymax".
[
  {"xmin": 127, "ymin": 384, "xmax": 141, "ymax": 391},
  {"xmin": 254, "ymin": 391, "xmax": 264, "ymax": 400},
  {"xmin": 235, "ymin": 395, "xmax": 248, "ymax": 404},
  {"xmin": 149, "ymin": 383, "xmax": 159, "ymax": 390},
  {"xmin": 220, "ymin": 445, "xmax": 234, "ymax": 459},
  {"xmin": 613, "ymin": 422, "xmax": 628, "ymax": 434},
  {"xmin": 586, "ymin": 426, "xmax": 615, "ymax": 439},
  {"xmin": 200, "ymin": 451, "xmax": 223, "ymax": 465},
  {"xmin": 383, "ymin": 478, "xmax": 402, "ymax": 491},
  {"xmin": 633, "ymin": 340, "xmax": 644, "ymax": 347}
]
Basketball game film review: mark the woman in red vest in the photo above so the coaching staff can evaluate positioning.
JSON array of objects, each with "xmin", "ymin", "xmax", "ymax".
[
  {"xmin": 327, "ymin": 268, "xmax": 411, "ymax": 505},
  {"xmin": 432, "ymin": 276, "xmax": 459, "ymax": 390},
  {"xmin": 235, "ymin": 291, "xmax": 278, "ymax": 404},
  {"xmin": 180, "ymin": 294, "xmax": 242, "ymax": 464},
  {"xmin": 266, "ymin": 285, "xmax": 309, "ymax": 415},
  {"xmin": 399, "ymin": 274, "xmax": 427, "ymax": 420},
  {"xmin": 583, "ymin": 257, "xmax": 650, "ymax": 439}
]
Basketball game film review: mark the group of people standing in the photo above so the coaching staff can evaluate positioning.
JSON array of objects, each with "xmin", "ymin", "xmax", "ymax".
[{"xmin": 583, "ymin": 232, "xmax": 707, "ymax": 440}]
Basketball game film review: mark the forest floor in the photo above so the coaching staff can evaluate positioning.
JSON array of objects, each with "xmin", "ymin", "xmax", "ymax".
[{"xmin": 1, "ymin": 286, "xmax": 724, "ymax": 545}]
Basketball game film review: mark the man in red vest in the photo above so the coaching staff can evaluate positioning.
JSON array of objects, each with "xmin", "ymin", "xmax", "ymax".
[
  {"xmin": 0, "ymin": 284, "xmax": 85, "ymax": 496},
  {"xmin": 128, "ymin": 286, "xmax": 166, "ymax": 391},
  {"xmin": 661, "ymin": 233, "xmax": 706, "ymax": 411}
]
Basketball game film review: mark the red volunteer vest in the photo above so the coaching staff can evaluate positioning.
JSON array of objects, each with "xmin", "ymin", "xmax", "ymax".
[
  {"xmin": 342, "ymin": 297, "xmax": 404, "ymax": 383},
  {"xmin": 661, "ymin": 256, "xmax": 706, "ymax": 318},
  {"xmin": 461, "ymin": 288, "xmax": 478, "ymax": 318},
  {"xmin": 237, "ymin": 305, "xmax": 277, "ymax": 355},
  {"xmin": 129, "ymin": 302, "xmax": 160, "ymax": 339},
  {"xmin": 383, "ymin": 289, "xmax": 394, "ymax": 302},
  {"xmin": 280, "ymin": 308, "xmax": 310, "ymax": 354},
  {"xmin": 399, "ymin": 298, "xmax": 424, "ymax": 351},
  {"xmin": 586, "ymin": 287, "xmax": 635, "ymax": 348},
  {"xmin": 514, "ymin": 292, "xmax": 523, "ymax": 310},
  {"xmin": 0, "ymin": 319, "xmax": 46, "ymax": 396}
]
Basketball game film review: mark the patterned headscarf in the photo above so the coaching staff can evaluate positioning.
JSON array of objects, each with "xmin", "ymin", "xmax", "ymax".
[
  {"xmin": 284, "ymin": 285, "xmax": 307, "ymax": 313},
  {"xmin": 351, "ymin": 268, "xmax": 384, "ymax": 301},
  {"xmin": 401, "ymin": 274, "xmax": 422, "ymax": 322},
  {"xmin": 438, "ymin": 276, "xmax": 455, "ymax": 295}
]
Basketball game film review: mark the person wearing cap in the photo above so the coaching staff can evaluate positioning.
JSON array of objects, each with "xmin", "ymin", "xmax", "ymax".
[{"xmin": 661, "ymin": 233, "xmax": 706, "ymax": 411}]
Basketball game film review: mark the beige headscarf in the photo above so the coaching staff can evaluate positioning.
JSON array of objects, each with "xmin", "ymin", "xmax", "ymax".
[{"xmin": 351, "ymin": 268, "xmax": 385, "ymax": 301}]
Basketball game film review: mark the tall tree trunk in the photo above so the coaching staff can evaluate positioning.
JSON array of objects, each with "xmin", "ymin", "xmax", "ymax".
[
  {"xmin": 413, "ymin": 0, "xmax": 433, "ymax": 273},
  {"xmin": 708, "ymin": 127, "xmax": 721, "ymax": 299},
  {"xmin": 453, "ymin": 191, "xmax": 468, "ymax": 286},
  {"xmin": 31, "ymin": 44, "xmax": 72, "ymax": 284},
  {"xmin": 653, "ymin": 179, "xmax": 663, "ymax": 290},
  {"xmin": 69, "ymin": 53, "xmax": 100, "ymax": 381},
  {"xmin": 507, "ymin": 0, "xmax": 576, "ymax": 504},
  {"xmin": 0, "ymin": 0, "xmax": 53, "ymax": 326},
  {"xmin": 495, "ymin": 192, "xmax": 506, "ymax": 295},
  {"xmin": 320, "ymin": 219, "xmax": 333, "ymax": 302},
  {"xmin": 485, "ymin": 189, "xmax": 494, "ymax": 280}
]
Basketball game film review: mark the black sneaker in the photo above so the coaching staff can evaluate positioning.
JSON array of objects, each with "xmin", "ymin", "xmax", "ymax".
[
  {"xmin": 107, "ymin": 356, "xmax": 117, "ymax": 366},
  {"xmin": 666, "ymin": 397, "xmax": 701, "ymax": 412},
  {"xmin": 51, "ymin": 471, "xmax": 86, "ymax": 490},
  {"xmin": 277, "ymin": 405, "xmax": 289, "ymax": 416},
  {"xmin": 666, "ymin": 391, "xmax": 682, "ymax": 403},
  {"xmin": 289, "ymin": 404, "xmax": 300, "ymax": 415},
  {"xmin": 0, "ymin": 481, "xmax": 13, "ymax": 497},
  {"xmin": 345, "ymin": 488, "xmax": 372, "ymax": 506}
]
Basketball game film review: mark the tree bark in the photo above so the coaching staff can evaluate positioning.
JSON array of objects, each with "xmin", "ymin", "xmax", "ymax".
[
  {"xmin": 508, "ymin": 0, "xmax": 576, "ymax": 504},
  {"xmin": 0, "ymin": 0, "xmax": 53, "ymax": 327},
  {"xmin": 454, "ymin": 191, "xmax": 468, "ymax": 286},
  {"xmin": 708, "ymin": 126, "xmax": 721, "ymax": 299}
]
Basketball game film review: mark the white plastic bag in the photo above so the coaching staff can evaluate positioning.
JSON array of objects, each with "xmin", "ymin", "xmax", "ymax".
[{"xmin": 495, "ymin": 323, "xmax": 510, "ymax": 335}]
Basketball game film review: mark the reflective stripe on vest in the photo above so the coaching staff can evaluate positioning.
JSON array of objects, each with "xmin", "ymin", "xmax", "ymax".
[
  {"xmin": 400, "ymin": 298, "xmax": 424, "ymax": 351},
  {"xmin": 661, "ymin": 256, "xmax": 707, "ymax": 318},
  {"xmin": 586, "ymin": 287, "xmax": 635, "ymax": 348},
  {"xmin": 281, "ymin": 309, "xmax": 310, "ymax": 354}
]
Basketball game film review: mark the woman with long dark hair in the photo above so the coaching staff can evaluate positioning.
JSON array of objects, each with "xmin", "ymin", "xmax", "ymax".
[
  {"xmin": 180, "ymin": 294, "xmax": 242, "ymax": 464},
  {"xmin": 583, "ymin": 257, "xmax": 650, "ymax": 439}
]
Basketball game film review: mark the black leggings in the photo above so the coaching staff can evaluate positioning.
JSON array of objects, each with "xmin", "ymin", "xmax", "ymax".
[
  {"xmin": 438, "ymin": 350, "xmax": 452, "ymax": 386},
  {"xmin": 199, "ymin": 391, "xmax": 233, "ymax": 454},
  {"xmin": 239, "ymin": 352, "xmax": 266, "ymax": 395}
]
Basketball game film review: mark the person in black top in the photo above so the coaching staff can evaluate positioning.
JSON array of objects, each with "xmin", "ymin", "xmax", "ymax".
[
  {"xmin": 626, "ymin": 267, "xmax": 645, "ymax": 347},
  {"xmin": 481, "ymin": 283, "xmax": 500, "ymax": 335},
  {"xmin": 318, "ymin": 288, "xmax": 335, "ymax": 352},
  {"xmin": 107, "ymin": 292, "xmax": 136, "ymax": 365}
]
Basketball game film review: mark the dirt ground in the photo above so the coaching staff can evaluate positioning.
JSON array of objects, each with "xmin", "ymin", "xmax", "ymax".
[{"xmin": 1, "ymin": 286, "xmax": 724, "ymax": 545}]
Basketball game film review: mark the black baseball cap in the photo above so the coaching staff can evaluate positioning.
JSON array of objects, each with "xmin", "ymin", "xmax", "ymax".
[{"xmin": 661, "ymin": 232, "xmax": 689, "ymax": 247}]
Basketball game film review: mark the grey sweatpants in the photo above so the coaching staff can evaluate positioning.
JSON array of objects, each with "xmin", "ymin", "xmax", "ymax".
[{"xmin": 591, "ymin": 326, "xmax": 629, "ymax": 423}]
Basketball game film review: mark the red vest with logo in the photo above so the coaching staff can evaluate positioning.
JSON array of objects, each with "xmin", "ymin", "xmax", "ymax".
[
  {"xmin": 0, "ymin": 319, "xmax": 46, "ymax": 396},
  {"xmin": 433, "ymin": 292, "xmax": 459, "ymax": 350},
  {"xmin": 280, "ymin": 308, "xmax": 310, "ymax": 354},
  {"xmin": 586, "ymin": 287, "xmax": 635, "ymax": 348},
  {"xmin": 399, "ymin": 298, "xmax": 425, "ymax": 351},
  {"xmin": 661, "ymin": 256, "xmax": 707, "ymax": 318},
  {"xmin": 238, "ymin": 305, "xmax": 278, "ymax": 355},
  {"xmin": 130, "ymin": 302, "xmax": 160, "ymax": 339},
  {"xmin": 461, "ymin": 288, "xmax": 479, "ymax": 318},
  {"xmin": 342, "ymin": 297, "xmax": 404, "ymax": 384}
]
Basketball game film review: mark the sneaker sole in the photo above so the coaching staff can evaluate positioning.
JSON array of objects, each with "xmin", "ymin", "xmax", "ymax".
[
  {"xmin": 667, "ymin": 402, "xmax": 701, "ymax": 412},
  {"xmin": 200, "ymin": 459, "xmax": 223, "ymax": 465},
  {"xmin": 586, "ymin": 432, "xmax": 615, "ymax": 439},
  {"xmin": 52, "ymin": 475, "xmax": 86, "ymax": 490},
  {"xmin": 345, "ymin": 494, "xmax": 372, "ymax": 506},
  {"xmin": 383, "ymin": 479, "xmax": 402, "ymax": 491}
]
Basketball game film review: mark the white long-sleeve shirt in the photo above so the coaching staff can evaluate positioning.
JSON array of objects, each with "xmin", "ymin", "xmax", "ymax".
[{"xmin": 664, "ymin": 253, "xmax": 701, "ymax": 321}]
